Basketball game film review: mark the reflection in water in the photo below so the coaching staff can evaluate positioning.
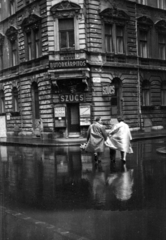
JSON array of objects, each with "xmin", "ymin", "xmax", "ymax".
[
  {"xmin": 107, "ymin": 165, "xmax": 134, "ymax": 201},
  {"xmin": 0, "ymin": 138, "xmax": 166, "ymax": 240}
]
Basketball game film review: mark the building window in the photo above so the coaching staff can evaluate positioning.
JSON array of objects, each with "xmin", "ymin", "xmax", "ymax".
[
  {"xmin": 116, "ymin": 26, "xmax": 124, "ymax": 54},
  {"xmin": 157, "ymin": 0, "xmax": 166, "ymax": 9},
  {"xmin": 0, "ymin": 90, "xmax": 5, "ymax": 113},
  {"xmin": 31, "ymin": 82, "xmax": 40, "ymax": 119},
  {"xmin": 59, "ymin": 18, "xmax": 75, "ymax": 50},
  {"xmin": 12, "ymin": 87, "xmax": 19, "ymax": 112},
  {"xmin": 111, "ymin": 78, "xmax": 122, "ymax": 116},
  {"xmin": 34, "ymin": 30, "xmax": 40, "ymax": 58},
  {"xmin": 105, "ymin": 24, "xmax": 113, "ymax": 53},
  {"xmin": 11, "ymin": 40, "xmax": 17, "ymax": 66},
  {"xmin": 158, "ymin": 34, "xmax": 166, "ymax": 60},
  {"xmin": 161, "ymin": 82, "xmax": 166, "ymax": 106},
  {"xmin": 9, "ymin": 0, "xmax": 16, "ymax": 15},
  {"xmin": 21, "ymin": 13, "xmax": 42, "ymax": 61},
  {"xmin": 138, "ymin": 0, "xmax": 147, "ymax": 4},
  {"xmin": 27, "ymin": 32, "xmax": 32, "ymax": 60},
  {"xmin": 0, "ymin": 45, "xmax": 3, "ymax": 70},
  {"xmin": 139, "ymin": 31, "xmax": 148, "ymax": 58},
  {"xmin": 142, "ymin": 80, "xmax": 151, "ymax": 106}
]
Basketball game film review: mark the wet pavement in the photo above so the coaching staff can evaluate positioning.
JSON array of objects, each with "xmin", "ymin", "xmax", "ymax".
[{"xmin": 0, "ymin": 132, "xmax": 166, "ymax": 240}]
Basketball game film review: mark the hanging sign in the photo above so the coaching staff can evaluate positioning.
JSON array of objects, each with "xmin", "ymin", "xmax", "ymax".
[
  {"xmin": 54, "ymin": 106, "xmax": 66, "ymax": 117},
  {"xmin": 102, "ymin": 85, "xmax": 115, "ymax": 96}
]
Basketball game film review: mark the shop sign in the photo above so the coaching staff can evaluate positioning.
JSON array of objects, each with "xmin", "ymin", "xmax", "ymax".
[
  {"xmin": 50, "ymin": 60, "xmax": 86, "ymax": 69},
  {"xmin": 92, "ymin": 78, "xmax": 101, "ymax": 83},
  {"xmin": 54, "ymin": 107, "xmax": 66, "ymax": 117},
  {"xmin": 102, "ymin": 85, "xmax": 115, "ymax": 96},
  {"xmin": 59, "ymin": 94, "xmax": 85, "ymax": 103},
  {"xmin": 79, "ymin": 105, "xmax": 91, "ymax": 126}
]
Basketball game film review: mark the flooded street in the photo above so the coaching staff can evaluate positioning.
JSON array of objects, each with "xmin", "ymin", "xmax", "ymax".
[{"xmin": 0, "ymin": 138, "xmax": 166, "ymax": 240}]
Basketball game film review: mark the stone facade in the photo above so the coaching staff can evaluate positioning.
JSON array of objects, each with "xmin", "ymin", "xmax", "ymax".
[{"xmin": 0, "ymin": 0, "xmax": 166, "ymax": 138}]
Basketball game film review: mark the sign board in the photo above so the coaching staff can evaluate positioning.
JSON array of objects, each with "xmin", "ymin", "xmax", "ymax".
[
  {"xmin": 102, "ymin": 85, "xmax": 115, "ymax": 96},
  {"xmin": 79, "ymin": 105, "xmax": 91, "ymax": 126},
  {"xmin": 92, "ymin": 78, "xmax": 101, "ymax": 83},
  {"xmin": 54, "ymin": 106, "xmax": 66, "ymax": 117},
  {"xmin": 59, "ymin": 94, "xmax": 85, "ymax": 103},
  {"xmin": 0, "ymin": 115, "xmax": 7, "ymax": 137},
  {"xmin": 50, "ymin": 59, "xmax": 86, "ymax": 69}
]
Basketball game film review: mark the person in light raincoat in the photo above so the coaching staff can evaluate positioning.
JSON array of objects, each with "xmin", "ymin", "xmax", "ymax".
[
  {"xmin": 85, "ymin": 117, "xmax": 107, "ymax": 164},
  {"xmin": 106, "ymin": 116, "xmax": 133, "ymax": 162}
]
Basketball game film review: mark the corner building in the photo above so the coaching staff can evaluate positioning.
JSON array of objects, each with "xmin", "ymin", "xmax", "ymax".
[{"xmin": 0, "ymin": 0, "xmax": 166, "ymax": 139}]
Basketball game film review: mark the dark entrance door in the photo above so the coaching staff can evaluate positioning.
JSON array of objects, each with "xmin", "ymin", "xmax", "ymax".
[{"xmin": 67, "ymin": 103, "xmax": 80, "ymax": 135}]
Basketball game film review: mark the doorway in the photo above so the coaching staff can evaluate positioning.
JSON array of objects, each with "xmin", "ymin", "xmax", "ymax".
[{"xmin": 67, "ymin": 103, "xmax": 80, "ymax": 136}]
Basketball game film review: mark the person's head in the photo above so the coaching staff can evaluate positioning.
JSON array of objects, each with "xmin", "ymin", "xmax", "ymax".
[
  {"xmin": 117, "ymin": 115, "xmax": 124, "ymax": 122},
  {"xmin": 95, "ymin": 117, "xmax": 103, "ymax": 124}
]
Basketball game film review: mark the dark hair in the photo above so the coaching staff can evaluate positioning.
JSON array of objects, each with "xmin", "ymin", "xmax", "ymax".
[
  {"xmin": 95, "ymin": 117, "xmax": 102, "ymax": 122},
  {"xmin": 117, "ymin": 115, "xmax": 124, "ymax": 122}
]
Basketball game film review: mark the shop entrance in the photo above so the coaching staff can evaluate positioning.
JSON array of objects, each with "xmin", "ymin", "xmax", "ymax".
[{"xmin": 67, "ymin": 103, "xmax": 80, "ymax": 136}]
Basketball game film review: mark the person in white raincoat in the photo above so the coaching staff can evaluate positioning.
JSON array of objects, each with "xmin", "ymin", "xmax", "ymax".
[{"xmin": 107, "ymin": 116, "xmax": 133, "ymax": 162}]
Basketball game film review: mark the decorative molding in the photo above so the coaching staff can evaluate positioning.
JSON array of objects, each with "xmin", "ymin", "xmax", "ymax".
[
  {"xmin": 21, "ymin": 13, "xmax": 42, "ymax": 32},
  {"xmin": 99, "ymin": 8, "xmax": 130, "ymax": 25},
  {"xmin": 155, "ymin": 20, "xmax": 166, "ymax": 34},
  {"xmin": 137, "ymin": 16, "xmax": 153, "ymax": 31},
  {"xmin": 5, "ymin": 26, "xmax": 18, "ymax": 42},
  {"xmin": 50, "ymin": 0, "xmax": 81, "ymax": 19}
]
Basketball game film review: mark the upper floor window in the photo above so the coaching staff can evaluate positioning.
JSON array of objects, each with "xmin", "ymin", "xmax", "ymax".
[
  {"xmin": 0, "ymin": 33, "xmax": 4, "ymax": 70},
  {"xmin": 0, "ymin": 90, "xmax": 5, "ymax": 113},
  {"xmin": 157, "ymin": 0, "xmax": 166, "ymax": 9},
  {"xmin": 31, "ymin": 82, "xmax": 40, "ymax": 119},
  {"xmin": 105, "ymin": 24, "xmax": 113, "ymax": 53},
  {"xmin": 138, "ymin": 0, "xmax": 147, "ymax": 4},
  {"xmin": 21, "ymin": 13, "xmax": 42, "ymax": 61},
  {"xmin": 158, "ymin": 33, "xmax": 166, "ymax": 60},
  {"xmin": 5, "ymin": 26, "xmax": 18, "ymax": 67},
  {"xmin": 9, "ymin": 0, "xmax": 16, "ymax": 15},
  {"xmin": 59, "ymin": 18, "xmax": 75, "ymax": 50},
  {"xmin": 137, "ymin": 16, "xmax": 153, "ymax": 58},
  {"xmin": 12, "ymin": 87, "xmax": 19, "ymax": 112},
  {"xmin": 139, "ymin": 31, "xmax": 148, "ymax": 58},
  {"xmin": 11, "ymin": 40, "xmax": 17, "ymax": 66},
  {"xmin": 161, "ymin": 82, "xmax": 166, "ymax": 106},
  {"xmin": 142, "ymin": 80, "xmax": 151, "ymax": 106},
  {"xmin": 50, "ymin": 0, "xmax": 81, "ymax": 53},
  {"xmin": 0, "ymin": 45, "xmax": 3, "ymax": 70},
  {"xmin": 100, "ymin": 8, "xmax": 129, "ymax": 55}
]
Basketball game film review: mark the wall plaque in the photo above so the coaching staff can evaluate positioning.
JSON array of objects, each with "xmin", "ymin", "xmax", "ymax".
[
  {"xmin": 102, "ymin": 85, "xmax": 115, "ymax": 96},
  {"xmin": 50, "ymin": 60, "xmax": 86, "ymax": 69},
  {"xmin": 59, "ymin": 94, "xmax": 85, "ymax": 103}
]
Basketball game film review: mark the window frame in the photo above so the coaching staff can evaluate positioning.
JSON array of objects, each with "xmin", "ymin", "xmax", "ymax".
[
  {"xmin": 139, "ymin": 30, "xmax": 148, "ymax": 58},
  {"xmin": 11, "ymin": 40, "xmax": 17, "ymax": 66},
  {"xmin": 9, "ymin": 0, "xmax": 16, "ymax": 16},
  {"xmin": 0, "ymin": 44, "xmax": 3, "ymax": 70},
  {"xmin": 158, "ymin": 33, "xmax": 166, "ymax": 60},
  {"xmin": 0, "ymin": 89, "xmax": 5, "ymax": 114},
  {"xmin": 59, "ymin": 18, "xmax": 75, "ymax": 51},
  {"xmin": 141, "ymin": 80, "xmax": 151, "ymax": 107},
  {"xmin": 161, "ymin": 82, "xmax": 166, "ymax": 106},
  {"xmin": 12, "ymin": 87, "xmax": 19, "ymax": 112}
]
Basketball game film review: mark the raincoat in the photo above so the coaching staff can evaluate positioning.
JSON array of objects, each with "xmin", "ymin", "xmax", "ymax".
[
  {"xmin": 85, "ymin": 122, "xmax": 107, "ymax": 153},
  {"xmin": 107, "ymin": 121, "xmax": 133, "ymax": 153}
]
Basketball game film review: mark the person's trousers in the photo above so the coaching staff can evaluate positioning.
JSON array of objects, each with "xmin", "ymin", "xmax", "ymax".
[
  {"xmin": 120, "ymin": 151, "xmax": 127, "ymax": 161},
  {"xmin": 110, "ymin": 149, "xmax": 116, "ymax": 162}
]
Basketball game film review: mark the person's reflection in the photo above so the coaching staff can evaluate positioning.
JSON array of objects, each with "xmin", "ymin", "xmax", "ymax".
[{"xmin": 107, "ymin": 164, "xmax": 134, "ymax": 201}]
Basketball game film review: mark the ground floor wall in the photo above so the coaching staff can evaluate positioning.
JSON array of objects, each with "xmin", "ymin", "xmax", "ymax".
[{"xmin": 1, "ymin": 67, "xmax": 166, "ymax": 138}]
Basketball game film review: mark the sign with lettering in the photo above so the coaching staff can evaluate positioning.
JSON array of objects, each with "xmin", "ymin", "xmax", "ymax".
[
  {"xmin": 59, "ymin": 94, "xmax": 85, "ymax": 103},
  {"xmin": 50, "ymin": 60, "xmax": 86, "ymax": 69},
  {"xmin": 54, "ymin": 107, "xmax": 66, "ymax": 117},
  {"xmin": 102, "ymin": 85, "xmax": 115, "ymax": 96},
  {"xmin": 79, "ymin": 105, "xmax": 91, "ymax": 126},
  {"xmin": 0, "ymin": 116, "xmax": 7, "ymax": 137}
]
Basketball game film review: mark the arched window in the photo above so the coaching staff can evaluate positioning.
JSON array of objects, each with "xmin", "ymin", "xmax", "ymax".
[
  {"xmin": 0, "ymin": 90, "xmax": 5, "ymax": 113},
  {"xmin": 142, "ymin": 80, "xmax": 150, "ymax": 106},
  {"xmin": 12, "ymin": 87, "xmax": 19, "ymax": 112},
  {"xmin": 161, "ymin": 82, "xmax": 166, "ymax": 106},
  {"xmin": 31, "ymin": 82, "xmax": 40, "ymax": 119},
  {"xmin": 111, "ymin": 78, "xmax": 122, "ymax": 116}
]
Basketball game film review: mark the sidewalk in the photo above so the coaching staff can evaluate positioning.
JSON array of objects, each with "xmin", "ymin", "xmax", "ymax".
[{"xmin": 0, "ymin": 129, "xmax": 166, "ymax": 147}]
